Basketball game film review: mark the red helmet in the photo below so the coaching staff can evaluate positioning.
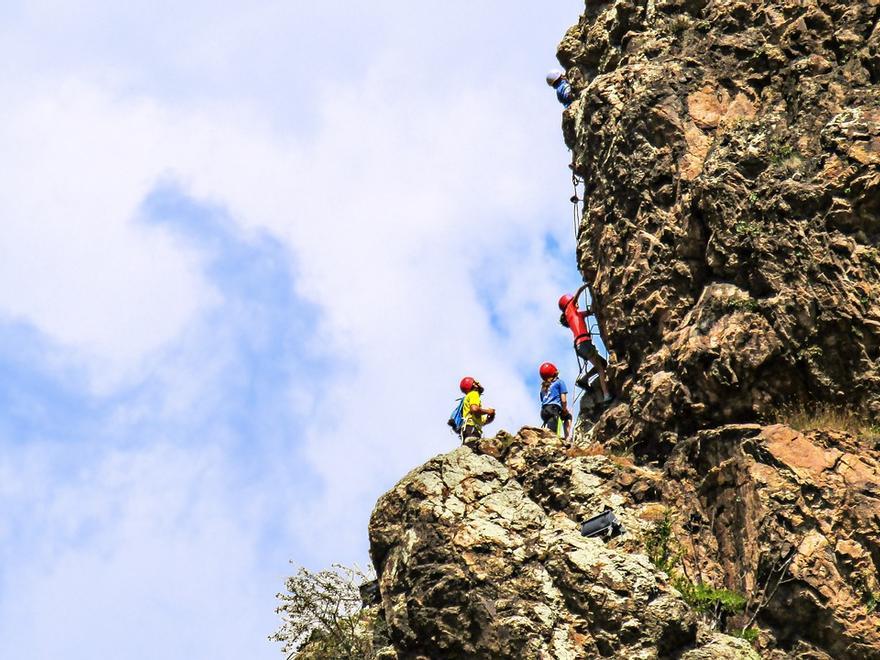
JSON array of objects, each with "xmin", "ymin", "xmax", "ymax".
[
  {"xmin": 539, "ymin": 362, "xmax": 558, "ymax": 379},
  {"xmin": 558, "ymin": 294, "xmax": 575, "ymax": 311},
  {"xmin": 460, "ymin": 376, "xmax": 476, "ymax": 393}
]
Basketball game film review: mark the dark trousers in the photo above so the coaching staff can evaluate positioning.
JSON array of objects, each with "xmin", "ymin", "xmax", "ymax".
[
  {"xmin": 575, "ymin": 339, "xmax": 605, "ymax": 367},
  {"xmin": 541, "ymin": 404, "xmax": 565, "ymax": 436},
  {"xmin": 462, "ymin": 424, "xmax": 482, "ymax": 440}
]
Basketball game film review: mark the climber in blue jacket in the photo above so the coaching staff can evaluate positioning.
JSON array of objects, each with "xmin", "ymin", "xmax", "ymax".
[{"xmin": 546, "ymin": 69, "xmax": 575, "ymax": 108}]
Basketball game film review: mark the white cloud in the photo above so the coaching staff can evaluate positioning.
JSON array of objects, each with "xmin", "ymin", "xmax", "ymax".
[
  {"xmin": 0, "ymin": 82, "xmax": 218, "ymax": 389},
  {"xmin": 0, "ymin": 443, "xmax": 279, "ymax": 660}
]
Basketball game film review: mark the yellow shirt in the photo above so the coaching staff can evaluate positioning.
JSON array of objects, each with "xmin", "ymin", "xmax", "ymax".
[{"xmin": 462, "ymin": 390, "xmax": 484, "ymax": 429}]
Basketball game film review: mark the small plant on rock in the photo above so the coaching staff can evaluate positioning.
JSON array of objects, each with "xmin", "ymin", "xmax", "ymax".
[
  {"xmin": 734, "ymin": 219, "xmax": 762, "ymax": 237},
  {"xmin": 730, "ymin": 297, "xmax": 760, "ymax": 313},
  {"xmin": 644, "ymin": 509, "xmax": 682, "ymax": 574},
  {"xmin": 768, "ymin": 136, "xmax": 797, "ymax": 164},
  {"xmin": 643, "ymin": 511, "xmax": 751, "ymax": 636},
  {"xmin": 851, "ymin": 570, "xmax": 880, "ymax": 614},
  {"xmin": 669, "ymin": 14, "xmax": 691, "ymax": 34},
  {"xmin": 732, "ymin": 627, "xmax": 760, "ymax": 643}
]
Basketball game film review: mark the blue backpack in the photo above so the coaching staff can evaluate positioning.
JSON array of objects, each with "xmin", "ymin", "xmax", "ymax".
[{"xmin": 447, "ymin": 397, "xmax": 465, "ymax": 434}]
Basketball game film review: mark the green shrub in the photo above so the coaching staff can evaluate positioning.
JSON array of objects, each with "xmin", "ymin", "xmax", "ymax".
[
  {"xmin": 733, "ymin": 627, "xmax": 760, "ymax": 643},
  {"xmin": 643, "ymin": 509, "xmax": 681, "ymax": 574},
  {"xmin": 644, "ymin": 511, "xmax": 750, "ymax": 633},
  {"xmin": 672, "ymin": 576, "xmax": 747, "ymax": 615}
]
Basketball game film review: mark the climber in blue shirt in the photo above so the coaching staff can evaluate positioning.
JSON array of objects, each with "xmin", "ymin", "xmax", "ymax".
[
  {"xmin": 538, "ymin": 362, "xmax": 572, "ymax": 438},
  {"xmin": 546, "ymin": 69, "xmax": 575, "ymax": 108}
]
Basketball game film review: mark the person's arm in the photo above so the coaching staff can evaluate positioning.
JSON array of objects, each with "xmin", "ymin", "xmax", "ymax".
[
  {"xmin": 471, "ymin": 403, "xmax": 496, "ymax": 425},
  {"xmin": 560, "ymin": 391, "xmax": 572, "ymax": 418},
  {"xmin": 558, "ymin": 80, "xmax": 575, "ymax": 107},
  {"xmin": 469, "ymin": 403, "xmax": 495, "ymax": 417}
]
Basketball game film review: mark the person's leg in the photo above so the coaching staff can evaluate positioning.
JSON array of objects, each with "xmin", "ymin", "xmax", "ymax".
[
  {"xmin": 577, "ymin": 341, "xmax": 611, "ymax": 400},
  {"xmin": 594, "ymin": 360, "xmax": 611, "ymax": 401},
  {"xmin": 541, "ymin": 404, "xmax": 562, "ymax": 435},
  {"xmin": 540, "ymin": 406, "xmax": 552, "ymax": 429},
  {"xmin": 461, "ymin": 424, "xmax": 482, "ymax": 442}
]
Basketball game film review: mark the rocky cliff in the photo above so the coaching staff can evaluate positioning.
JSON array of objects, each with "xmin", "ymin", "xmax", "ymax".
[
  {"xmin": 558, "ymin": 0, "xmax": 880, "ymax": 452},
  {"xmin": 357, "ymin": 1, "xmax": 880, "ymax": 658}
]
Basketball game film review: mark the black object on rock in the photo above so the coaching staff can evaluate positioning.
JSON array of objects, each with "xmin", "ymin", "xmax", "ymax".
[{"xmin": 580, "ymin": 507, "xmax": 624, "ymax": 540}]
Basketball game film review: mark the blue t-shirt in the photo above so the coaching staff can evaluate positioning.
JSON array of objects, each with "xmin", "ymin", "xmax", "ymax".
[
  {"xmin": 555, "ymin": 80, "xmax": 574, "ymax": 108},
  {"xmin": 540, "ymin": 379, "xmax": 568, "ymax": 407}
]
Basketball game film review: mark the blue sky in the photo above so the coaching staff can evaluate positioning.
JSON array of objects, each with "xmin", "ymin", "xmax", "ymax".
[{"xmin": 0, "ymin": 1, "xmax": 589, "ymax": 657}]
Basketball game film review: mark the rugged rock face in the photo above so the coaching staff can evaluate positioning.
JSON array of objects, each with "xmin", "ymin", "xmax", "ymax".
[
  {"xmin": 664, "ymin": 424, "xmax": 880, "ymax": 657},
  {"xmin": 557, "ymin": 0, "xmax": 880, "ymax": 450},
  {"xmin": 366, "ymin": 428, "xmax": 879, "ymax": 658},
  {"xmin": 355, "ymin": 2, "xmax": 880, "ymax": 659},
  {"xmin": 368, "ymin": 430, "xmax": 760, "ymax": 659}
]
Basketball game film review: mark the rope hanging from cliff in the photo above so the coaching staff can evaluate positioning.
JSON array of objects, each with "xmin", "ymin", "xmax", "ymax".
[
  {"xmin": 572, "ymin": 352, "xmax": 586, "ymax": 409},
  {"xmin": 570, "ymin": 168, "xmax": 583, "ymax": 242},
  {"xmin": 570, "ymin": 161, "xmax": 611, "ymax": 403}
]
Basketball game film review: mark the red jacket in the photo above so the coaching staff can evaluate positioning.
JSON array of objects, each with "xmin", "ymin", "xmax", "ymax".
[{"xmin": 562, "ymin": 300, "xmax": 591, "ymax": 345}]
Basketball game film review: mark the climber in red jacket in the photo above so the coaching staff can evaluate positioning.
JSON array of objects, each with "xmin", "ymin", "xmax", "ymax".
[{"xmin": 559, "ymin": 284, "xmax": 612, "ymax": 403}]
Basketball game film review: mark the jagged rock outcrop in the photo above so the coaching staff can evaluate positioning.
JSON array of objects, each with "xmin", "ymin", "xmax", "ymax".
[
  {"xmin": 366, "ymin": 427, "xmax": 879, "ymax": 658},
  {"xmin": 354, "ymin": 2, "xmax": 880, "ymax": 659},
  {"xmin": 557, "ymin": 0, "xmax": 880, "ymax": 450},
  {"xmin": 368, "ymin": 429, "xmax": 760, "ymax": 659}
]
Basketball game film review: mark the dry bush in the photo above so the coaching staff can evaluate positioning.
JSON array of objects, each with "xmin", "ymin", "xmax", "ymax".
[
  {"xmin": 566, "ymin": 442, "xmax": 636, "ymax": 467},
  {"xmin": 775, "ymin": 403, "xmax": 880, "ymax": 440},
  {"xmin": 565, "ymin": 442, "xmax": 608, "ymax": 458}
]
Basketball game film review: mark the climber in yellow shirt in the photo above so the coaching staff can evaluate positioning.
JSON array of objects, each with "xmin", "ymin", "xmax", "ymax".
[{"xmin": 459, "ymin": 377, "xmax": 495, "ymax": 440}]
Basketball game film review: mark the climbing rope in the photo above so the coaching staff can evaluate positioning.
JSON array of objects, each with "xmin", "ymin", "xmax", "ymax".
[
  {"xmin": 569, "ymin": 157, "xmax": 611, "ymax": 405},
  {"xmin": 570, "ymin": 165, "xmax": 607, "ymax": 361},
  {"xmin": 570, "ymin": 168, "xmax": 583, "ymax": 242}
]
